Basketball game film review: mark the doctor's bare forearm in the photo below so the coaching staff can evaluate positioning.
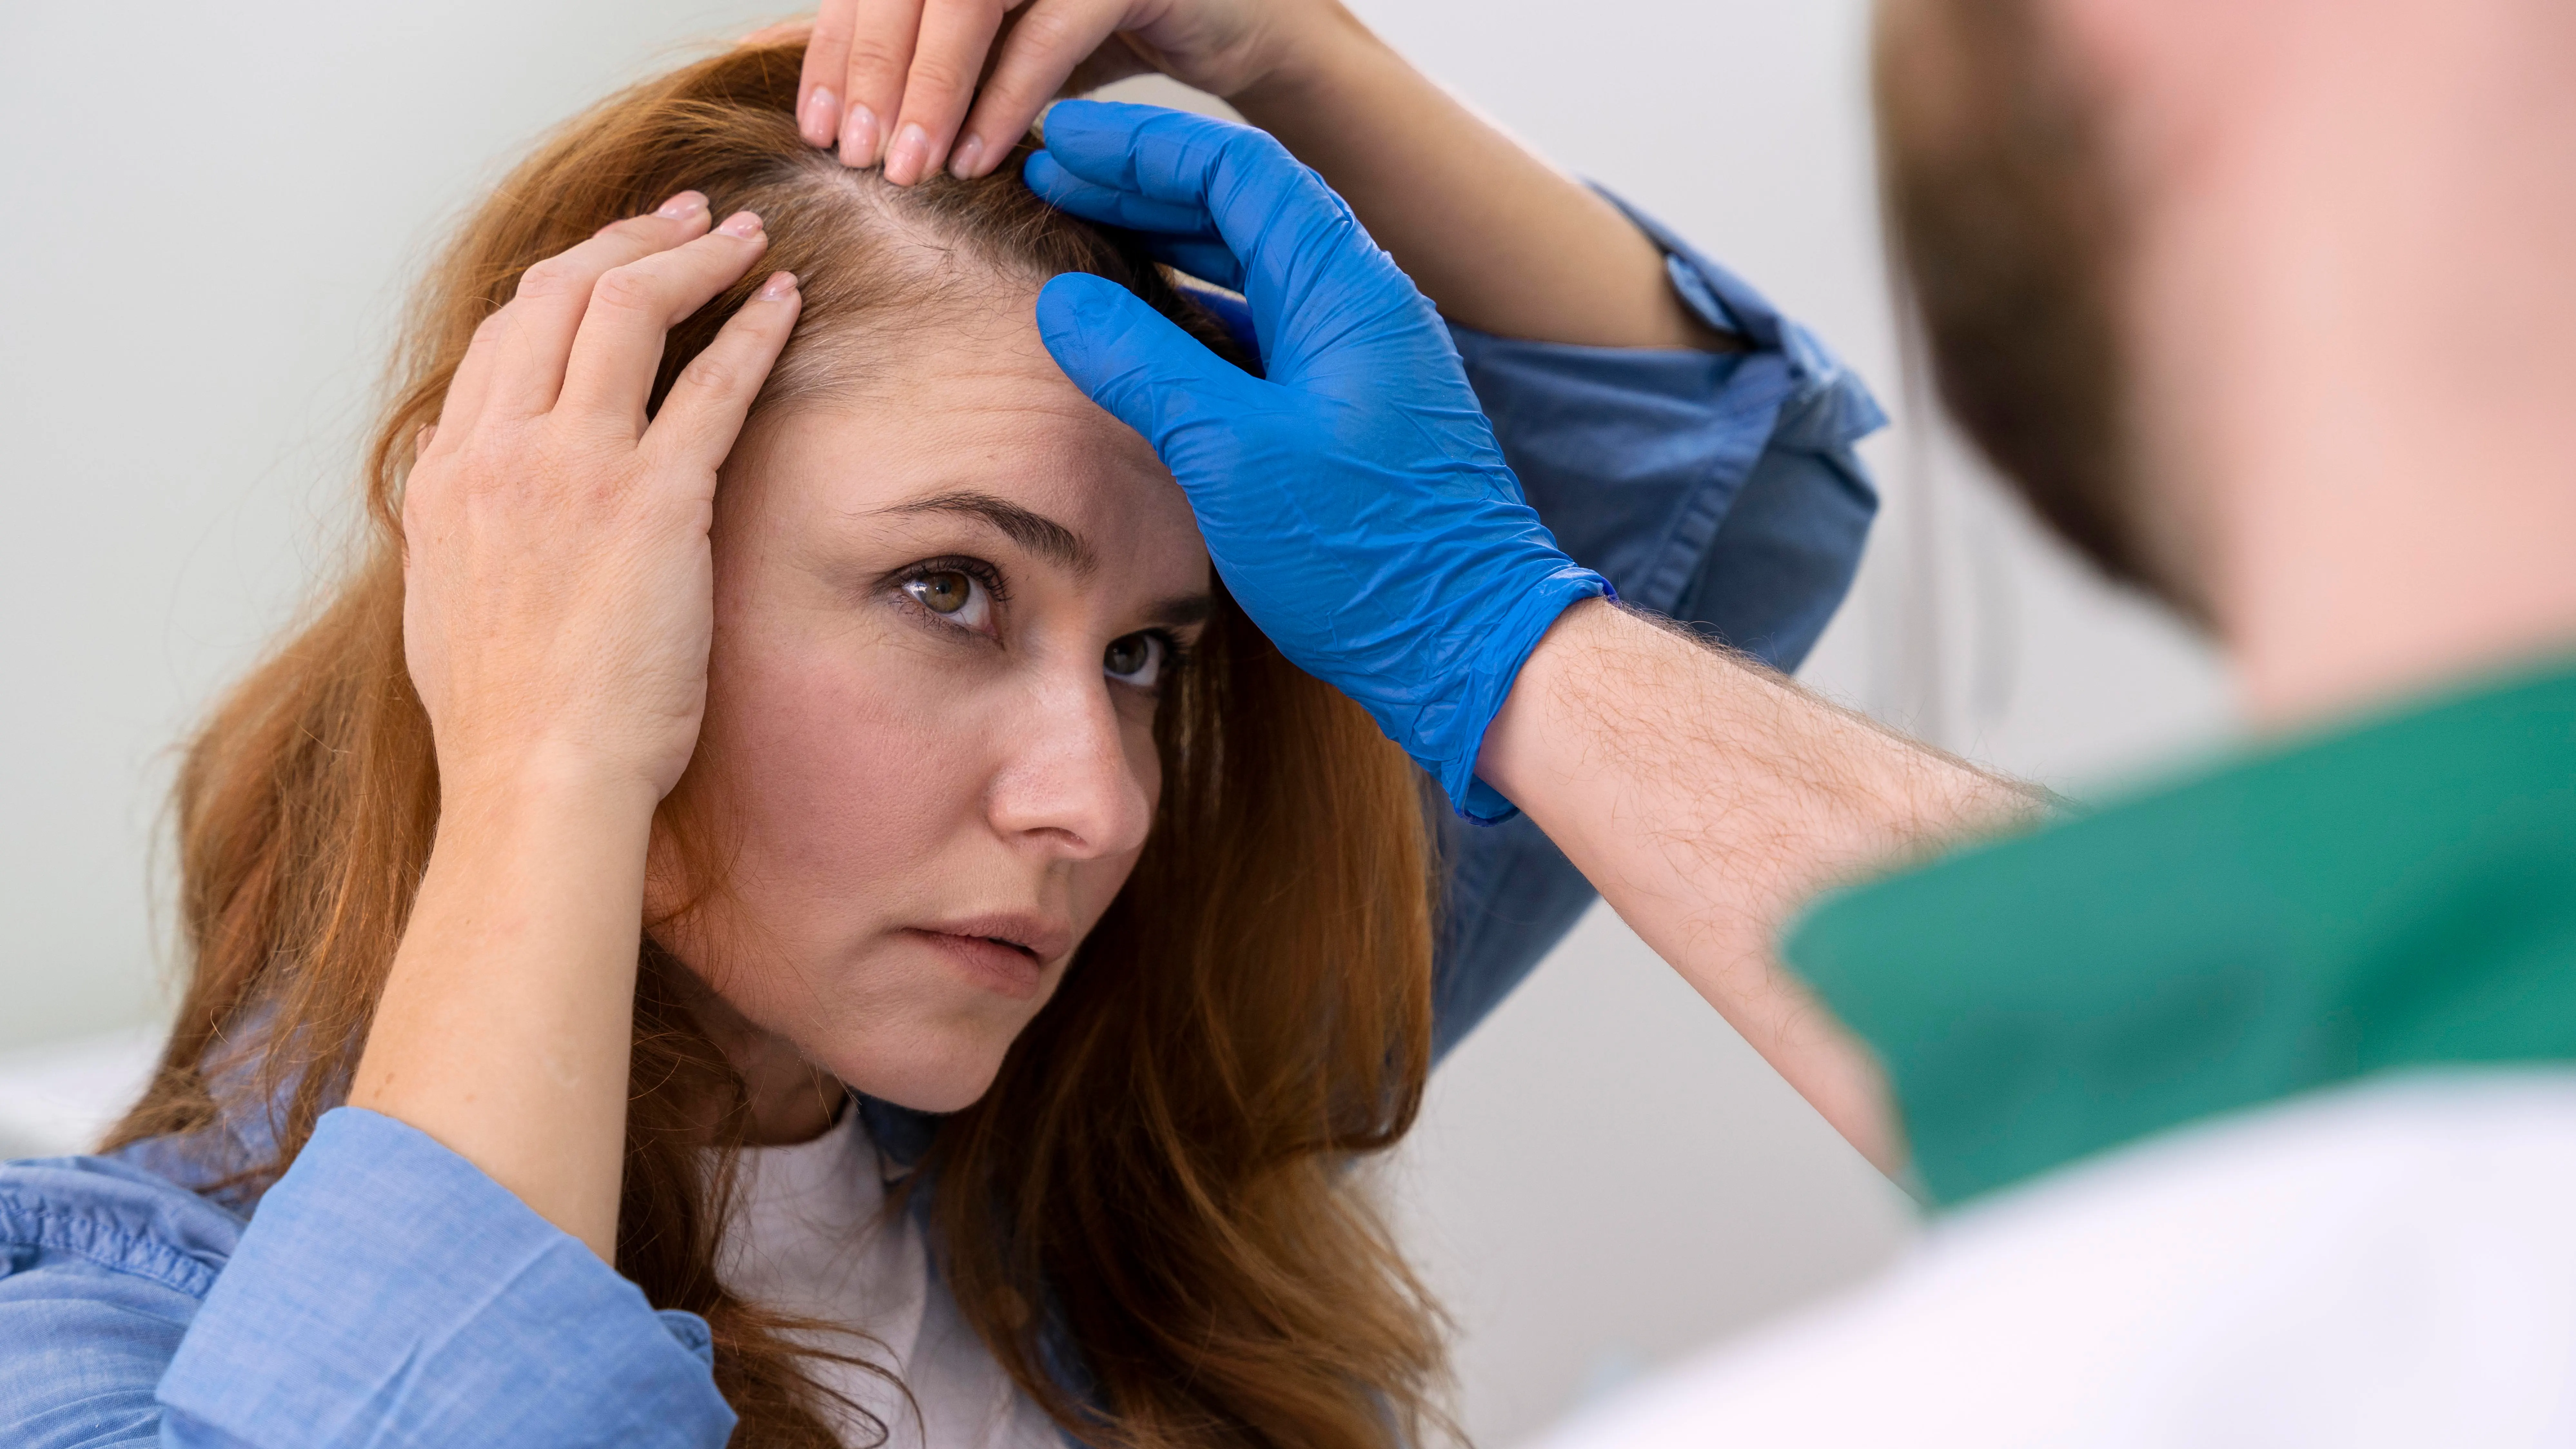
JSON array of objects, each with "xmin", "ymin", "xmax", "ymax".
[
  {"xmin": 1234, "ymin": 6, "xmax": 1730, "ymax": 352},
  {"xmin": 1477, "ymin": 600, "xmax": 2043, "ymax": 1170}
]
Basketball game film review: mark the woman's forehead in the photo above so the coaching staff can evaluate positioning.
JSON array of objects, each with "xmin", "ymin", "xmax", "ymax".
[
  {"xmin": 763, "ymin": 383, "xmax": 1177, "ymax": 524},
  {"xmin": 730, "ymin": 320, "xmax": 1205, "ymax": 581}
]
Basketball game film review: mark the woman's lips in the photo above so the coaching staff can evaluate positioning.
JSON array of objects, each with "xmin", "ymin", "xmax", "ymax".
[{"xmin": 904, "ymin": 924, "xmax": 1058, "ymax": 1000}]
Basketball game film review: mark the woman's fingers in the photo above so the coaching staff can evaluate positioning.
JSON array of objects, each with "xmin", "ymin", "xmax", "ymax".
[
  {"xmin": 445, "ymin": 194, "xmax": 714, "ymax": 432},
  {"xmin": 798, "ymin": 0, "xmax": 857, "ymax": 146},
  {"xmin": 647, "ymin": 272, "xmax": 804, "ymax": 477},
  {"xmin": 835, "ymin": 0, "xmax": 929, "ymax": 167},
  {"xmin": 882, "ymin": 0, "xmax": 1012, "ymax": 183},
  {"xmin": 554, "ymin": 212, "xmax": 772, "ymax": 432},
  {"xmin": 430, "ymin": 312, "xmax": 507, "ymax": 446},
  {"xmin": 801, "ymin": 0, "xmax": 1144, "ymax": 181},
  {"xmin": 949, "ymin": 0, "xmax": 1127, "ymax": 179}
]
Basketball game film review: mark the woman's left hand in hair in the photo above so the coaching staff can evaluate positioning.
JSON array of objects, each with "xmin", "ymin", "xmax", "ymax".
[
  {"xmin": 402, "ymin": 197, "xmax": 801, "ymax": 808},
  {"xmin": 361, "ymin": 197, "xmax": 801, "ymax": 1258},
  {"xmin": 751, "ymin": 0, "xmax": 1343, "ymax": 184}
]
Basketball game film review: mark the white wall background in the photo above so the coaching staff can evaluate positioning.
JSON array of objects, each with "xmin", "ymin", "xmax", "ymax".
[{"xmin": 0, "ymin": 1, "xmax": 2234, "ymax": 1443}]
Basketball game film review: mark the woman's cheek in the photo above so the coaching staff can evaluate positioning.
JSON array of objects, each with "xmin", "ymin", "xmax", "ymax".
[{"xmin": 705, "ymin": 613, "xmax": 984, "ymax": 884}]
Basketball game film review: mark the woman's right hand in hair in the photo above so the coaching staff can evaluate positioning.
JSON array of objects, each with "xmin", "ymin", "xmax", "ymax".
[
  {"xmin": 761, "ymin": 0, "xmax": 1720, "ymax": 350},
  {"xmin": 782, "ymin": 0, "xmax": 1339, "ymax": 183},
  {"xmin": 402, "ymin": 196, "xmax": 801, "ymax": 806}
]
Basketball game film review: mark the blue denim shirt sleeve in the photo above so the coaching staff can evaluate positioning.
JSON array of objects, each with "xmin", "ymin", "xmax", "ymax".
[
  {"xmin": 1, "ymin": 1109, "xmax": 734, "ymax": 1447},
  {"xmin": 0, "ymin": 1155, "xmax": 237, "ymax": 1447},
  {"xmin": 1429, "ymin": 192, "xmax": 1885, "ymax": 1061}
]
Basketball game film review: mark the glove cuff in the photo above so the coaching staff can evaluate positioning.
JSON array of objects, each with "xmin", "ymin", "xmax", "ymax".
[{"xmin": 1436, "ymin": 566, "xmax": 1614, "ymax": 824}]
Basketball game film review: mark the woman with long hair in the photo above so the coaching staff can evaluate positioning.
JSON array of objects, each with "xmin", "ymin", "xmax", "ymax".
[{"xmin": 0, "ymin": 8, "xmax": 1883, "ymax": 1447}]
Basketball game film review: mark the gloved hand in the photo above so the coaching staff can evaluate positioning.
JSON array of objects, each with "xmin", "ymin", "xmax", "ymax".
[{"xmin": 1026, "ymin": 100, "xmax": 1609, "ymax": 821}]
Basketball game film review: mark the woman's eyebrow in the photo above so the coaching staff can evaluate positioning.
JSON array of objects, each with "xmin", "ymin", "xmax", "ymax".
[
  {"xmin": 874, "ymin": 490, "xmax": 1096, "ymax": 574},
  {"xmin": 1146, "ymin": 593, "xmax": 1214, "ymax": 629}
]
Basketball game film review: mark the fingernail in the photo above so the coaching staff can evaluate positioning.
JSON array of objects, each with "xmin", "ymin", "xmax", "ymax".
[
  {"xmin": 839, "ymin": 102, "xmax": 880, "ymax": 168},
  {"xmin": 949, "ymin": 133, "xmax": 985, "ymax": 178},
  {"xmin": 885, "ymin": 123, "xmax": 931, "ymax": 185},
  {"xmin": 656, "ymin": 190, "xmax": 707, "ymax": 218},
  {"xmin": 800, "ymin": 86, "xmax": 839, "ymax": 147},
  {"xmin": 758, "ymin": 271, "xmax": 798, "ymax": 301},
  {"xmin": 717, "ymin": 211, "xmax": 763, "ymax": 239}
]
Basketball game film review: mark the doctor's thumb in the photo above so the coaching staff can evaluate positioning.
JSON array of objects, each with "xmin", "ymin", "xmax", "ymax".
[{"xmin": 1036, "ymin": 273, "xmax": 1263, "ymax": 470}]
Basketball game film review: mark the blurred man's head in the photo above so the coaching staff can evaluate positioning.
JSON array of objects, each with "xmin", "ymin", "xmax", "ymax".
[
  {"xmin": 1872, "ymin": 0, "xmax": 2205, "ymax": 621},
  {"xmin": 1870, "ymin": 0, "xmax": 2576, "ymax": 722}
]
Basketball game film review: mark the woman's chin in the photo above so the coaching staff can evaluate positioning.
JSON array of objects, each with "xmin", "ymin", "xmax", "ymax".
[{"xmin": 825, "ymin": 1032, "xmax": 1014, "ymax": 1115}]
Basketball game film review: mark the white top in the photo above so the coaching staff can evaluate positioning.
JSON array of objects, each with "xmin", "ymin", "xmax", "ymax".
[
  {"xmin": 717, "ymin": 1108, "xmax": 1064, "ymax": 1449},
  {"xmin": 1537, "ymin": 1070, "xmax": 2576, "ymax": 1449}
]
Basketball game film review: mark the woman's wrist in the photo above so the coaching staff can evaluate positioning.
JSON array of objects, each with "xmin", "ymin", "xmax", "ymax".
[
  {"xmin": 433, "ymin": 744, "xmax": 668, "ymax": 841},
  {"xmin": 1225, "ymin": 0, "xmax": 1385, "ymax": 118},
  {"xmin": 355, "ymin": 763, "xmax": 653, "ymax": 1258},
  {"xmin": 1217, "ymin": 9, "xmax": 1723, "ymax": 349}
]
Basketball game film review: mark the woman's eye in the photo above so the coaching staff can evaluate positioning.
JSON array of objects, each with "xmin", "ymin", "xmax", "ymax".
[
  {"xmin": 902, "ymin": 569, "xmax": 992, "ymax": 630},
  {"xmin": 1103, "ymin": 631, "xmax": 1165, "ymax": 688}
]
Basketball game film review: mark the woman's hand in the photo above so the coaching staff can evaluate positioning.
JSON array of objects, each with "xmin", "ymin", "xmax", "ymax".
[
  {"xmin": 403, "ymin": 195, "xmax": 801, "ymax": 807},
  {"xmin": 778, "ymin": 0, "xmax": 1351, "ymax": 182},
  {"xmin": 358, "ymin": 197, "xmax": 800, "ymax": 1259},
  {"xmin": 752, "ymin": 2, "xmax": 1720, "ymax": 349}
]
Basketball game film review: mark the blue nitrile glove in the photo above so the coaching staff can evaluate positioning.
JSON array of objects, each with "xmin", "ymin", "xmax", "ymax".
[{"xmin": 1026, "ymin": 101, "xmax": 1610, "ymax": 823}]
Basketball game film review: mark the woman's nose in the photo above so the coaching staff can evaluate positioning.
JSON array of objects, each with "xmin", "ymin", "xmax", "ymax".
[{"xmin": 984, "ymin": 671, "xmax": 1155, "ymax": 860}]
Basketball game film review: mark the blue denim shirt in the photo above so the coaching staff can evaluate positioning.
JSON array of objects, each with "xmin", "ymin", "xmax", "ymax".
[{"xmin": 0, "ymin": 204, "xmax": 1883, "ymax": 1448}]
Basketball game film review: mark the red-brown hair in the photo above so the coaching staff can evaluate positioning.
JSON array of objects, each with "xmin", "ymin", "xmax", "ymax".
[{"xmin": 108, "ymin": 41, "xmax": 1447, "ymax": 1449}]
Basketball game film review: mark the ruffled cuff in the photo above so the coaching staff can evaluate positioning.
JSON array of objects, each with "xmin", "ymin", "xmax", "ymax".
[{"xmin": 159, "ymin": 1108, "xmax": 734, "ymax": 1448}]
